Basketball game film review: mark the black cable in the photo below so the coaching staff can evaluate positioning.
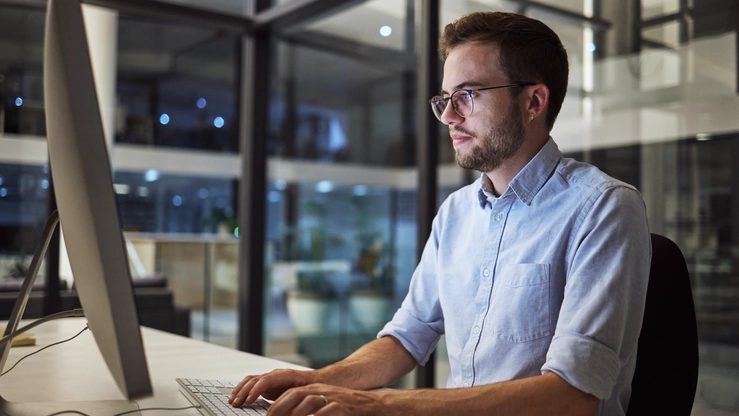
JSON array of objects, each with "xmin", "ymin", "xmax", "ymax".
[
  {"xmin": 1, "ymin": 308, "xmax": 85, "ymax": 347},
  {"xmin": 4, "ymin": 323, "xmax": 201, "ymax": 416},
  {"xmin": 46, "ymin": 405, "xmax": 201, "ymax": 416},
  {"xmin": 2, "ymin": 324, "xmax": 89, "ymax": 377},
  {"xmin": 113, "ymin": 405, "xmax": 201, "ymax": 415}
]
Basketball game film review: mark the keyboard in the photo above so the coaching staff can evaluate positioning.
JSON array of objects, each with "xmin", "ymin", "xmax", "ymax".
[{"xmin": 177, "ymin": 378, "xmax": 270, "ymax": 415}]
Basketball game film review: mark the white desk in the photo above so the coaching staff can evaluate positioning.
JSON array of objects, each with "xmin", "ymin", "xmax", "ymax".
[{"xmin": 0, "ymin": 318, "xmax": 306, "ymax": 415}]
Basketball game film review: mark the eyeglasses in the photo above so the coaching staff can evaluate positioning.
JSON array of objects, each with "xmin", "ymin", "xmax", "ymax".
[{"xmin": 429, "ymin": 82, "xmax": 535, "ymax": 121}]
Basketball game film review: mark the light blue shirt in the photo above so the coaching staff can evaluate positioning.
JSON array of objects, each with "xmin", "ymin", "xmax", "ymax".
[{"xmin": 378, "ymin": 138, "xmax": 651, "ymax": 416}]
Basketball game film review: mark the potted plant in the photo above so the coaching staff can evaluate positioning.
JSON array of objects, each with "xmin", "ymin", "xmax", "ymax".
[
  {"xmin": 347, "ymin": 194, "xmax": 394, "ymax": 332},
  {"xmin": 286, "ymin": 267, "xmax": 334, "ymax": 335},
  {"xmin": 283, "ymin": 199, "xmax": 345, "ymax": 335}
]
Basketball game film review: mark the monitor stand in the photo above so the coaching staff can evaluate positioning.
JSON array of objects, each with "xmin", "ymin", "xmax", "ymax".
[{"xmin": 0, "ymin": 211, "xmax": 139, "ymax": 414}]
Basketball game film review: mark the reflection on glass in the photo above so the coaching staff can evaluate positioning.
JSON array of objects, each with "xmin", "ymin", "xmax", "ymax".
[
  {"xmin": 116, "ymin": 16, "xmax": 239, "ymax": 152},
  {"xmin": 641, "ymin": 0, "xmax": 681, "ymax": 20},
  {"xmin": 0, "ymin": 5, "xmax": 46, "ymax": 136},
  {"xmin": 269, "ymin": 39, "xmax": 413, "ymax": 165},
  {"xmin": 118, "ymin": 169, "xmax": 237, "ymax": 345},
  {"xmin": 114, "ymin": 171, "xmax": 235, "ymax": 234},
  {"xmin": 301, "ymin": 0, "xmax": 408, "ymax": 51},
  {"xmin": 0, "ymin": 163, "xmax": 49, "ymax": 285},
  {"xmin": 266, "ymin": 182, "xmax": 398, "ymax": 367},
  {"xmin": 264, "ymin": 0, "xmax": 423, "ymax": 370}
]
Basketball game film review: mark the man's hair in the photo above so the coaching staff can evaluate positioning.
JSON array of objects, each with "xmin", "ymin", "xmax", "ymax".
[{"xmin": 439, "ymin": 12, "xmax": 569, "ymax": 131}]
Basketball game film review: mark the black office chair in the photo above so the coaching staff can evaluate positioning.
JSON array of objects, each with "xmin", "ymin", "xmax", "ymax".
[{"xmin": 626, "ymin": 233, "xmax": 699, "ymax": 415}]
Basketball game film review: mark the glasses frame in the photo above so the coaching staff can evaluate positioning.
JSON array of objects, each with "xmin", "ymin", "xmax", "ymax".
[{"xmin": 429, "ymin": 82, "xmax": 536, "ymax": 121}]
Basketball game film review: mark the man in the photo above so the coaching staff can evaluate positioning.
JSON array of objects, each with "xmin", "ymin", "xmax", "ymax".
[{"xmin": 230, "ymin": 11, "xmax": 650, "ymax": 416}]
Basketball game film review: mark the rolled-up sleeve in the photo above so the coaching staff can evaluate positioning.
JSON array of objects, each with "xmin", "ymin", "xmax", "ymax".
[
  {"xmin": 378, "ymin": 209, "xmax": 446, "ymax": 366},
  {"xmin": 541, "ymin": 185, "xmax": 651, "ymax": 400}
]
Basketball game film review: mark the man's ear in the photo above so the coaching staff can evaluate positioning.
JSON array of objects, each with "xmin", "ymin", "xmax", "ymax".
[{"xmin": 526, "ymin": 84, "xmax": 549, "ymax": 122}]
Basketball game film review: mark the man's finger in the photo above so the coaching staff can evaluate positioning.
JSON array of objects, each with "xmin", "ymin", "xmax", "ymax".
[
  {"xmin": 231, "ymin": 376, "xmax": 261, "ymax": 407},
  {"xmin": 230, "ymin": 376, "xmax": 255, "ymax": 404},
  {"xmin": 287, "ymin": 394, "xmax": 330, "ymax": 416}
]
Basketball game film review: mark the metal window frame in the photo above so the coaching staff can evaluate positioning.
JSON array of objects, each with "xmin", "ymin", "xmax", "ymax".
[{"xmin": 415, "ymin": 0, "xmax": 439, "ymax": 389}]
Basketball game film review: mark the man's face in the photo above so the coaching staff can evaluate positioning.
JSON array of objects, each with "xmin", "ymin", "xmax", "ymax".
[{"xmin": 440, "ymin": 42, "xmax": 526, "ymax": 173}]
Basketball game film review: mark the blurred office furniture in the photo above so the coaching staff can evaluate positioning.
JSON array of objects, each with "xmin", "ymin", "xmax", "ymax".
[{"xmin": 0, "ymin": 275, "xmax": 190, "ymax": 337}]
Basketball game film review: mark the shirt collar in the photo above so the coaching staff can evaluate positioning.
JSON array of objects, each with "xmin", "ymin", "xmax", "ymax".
[{"xmin": 476, "ymin": 137, "xmax": 562, "ymax": 208}]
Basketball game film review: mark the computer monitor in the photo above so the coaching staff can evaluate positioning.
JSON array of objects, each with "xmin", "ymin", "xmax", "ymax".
[{"xmin": 0, "ymin": 0, "xmax": 153, "ymax": 413}]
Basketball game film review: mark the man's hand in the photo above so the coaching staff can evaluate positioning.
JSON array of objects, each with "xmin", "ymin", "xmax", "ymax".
[
  {"xmin": 229, "ymin": 368, "xmax": 316, "ymax": 408},
  {"xmin": 266, "ymin": 384, "xmax": 388, "ymax": 416}
]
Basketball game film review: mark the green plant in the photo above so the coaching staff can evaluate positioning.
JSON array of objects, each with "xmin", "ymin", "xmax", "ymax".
[
  {"xmin": 295, "ymin": 269, "xmax": 331, "ymax": 293},
  {"xmin": 349, "ymin": 195, "xmax": 392, "ymax": 294},
  {"xmin": 209, "ymin": 207, "xmax": 238, "ymax": 234}
]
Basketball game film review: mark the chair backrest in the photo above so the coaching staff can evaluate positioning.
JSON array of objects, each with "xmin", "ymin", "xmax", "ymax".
[{"xmin": 626, "ymin": 233, "xmax": 699, "ymax": 415}]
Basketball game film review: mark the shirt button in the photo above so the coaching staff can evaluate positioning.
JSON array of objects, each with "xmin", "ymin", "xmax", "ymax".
[
  {"xmin": 483, "ymin": 269, "xmax": 490, "ymax": 277},
  {"xmin": 495, "ymin": 213, "xmax": 503, "ymax": 221},
  {"xmin": 473, "ymin": 326, "xmax": 480, "ymax": 334},
  {"xmin": 463, "ymin": 381, "xmax": 470, "ymax": 387}
]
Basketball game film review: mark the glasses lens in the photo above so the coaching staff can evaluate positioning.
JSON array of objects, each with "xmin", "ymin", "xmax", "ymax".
[
  {"xmin": 430, "ymin": 97, "xmax": 447, "ymax": 120},
  {"xmin": 451, "ymin": 90, "xmax": 472, "ymax": 117}
]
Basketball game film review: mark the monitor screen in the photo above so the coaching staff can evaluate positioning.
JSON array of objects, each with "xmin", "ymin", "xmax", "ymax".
[{"xmin": 42, "ymin": 0, "xmax": 152, "ymax": 401}]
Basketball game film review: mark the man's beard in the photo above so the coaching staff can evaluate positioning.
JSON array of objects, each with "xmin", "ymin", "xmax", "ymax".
[{"xmin": 454, "ymin": 103, "xmax": 526, "ymax": 173}]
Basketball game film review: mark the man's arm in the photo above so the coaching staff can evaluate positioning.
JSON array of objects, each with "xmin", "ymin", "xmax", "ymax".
[
  {"xmin": 387, "ymin": 372, "xmax": 599, "ymax": 416},
  {"xmin": 267, "ymin": 371, "xmax": 598, "ymax": 416},
  {"xmin": 229, "ymin": 336, "xmax": 416, "ymax": 407},
  {"xmin": 317, "ymin": 335, "xmax": 417, "ymax": 389}
]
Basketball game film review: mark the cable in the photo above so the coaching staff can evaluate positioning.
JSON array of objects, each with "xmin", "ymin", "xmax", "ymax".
[
  {"xmin": 113, "ymin": 405, "xmax": 201, "ymax": 415},
  {"xmin": 1, "ymin": 324, "xmax": 89, "ymax": 377},
  {"xmin": 0, "ymin": 308, "xmax": 85, "ymax": 347},
  {"xmin": 46, "ymin": 405, "xmax": 201, "ymax": 416}
]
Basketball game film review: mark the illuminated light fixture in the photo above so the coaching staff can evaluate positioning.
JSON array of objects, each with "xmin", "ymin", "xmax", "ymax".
[
  {"xmin": 380, "ymin": 25, "xmax": 392, "ymax": 37},
  {"xmin": 696, "ymin": 133, "xmax": 712, "ymax": 141},
  {"xmin": 172, "ymin": 195, "xmax": 183, "ymax": 206},
  {"xmin": 353, "ymin": 185, "xmax": 369, "ymax": 196},
  {"xmin": 0, "ymin": 188, "xmax": 7, "ymax": 197},
  {"xmin": 144, "ymin": 169, "xmax": 160, "ymax": 182},
  {"xmin": 198, "ymin": 188, "xmax": 209, "ymax": 199},
  {"xmin": 15, "ymin": 97, "xmax": 23, "ymax": 106},
  {"xmin": 197, "ymin": 98, "xmax": 207, "ymax": 109},
  {"xmin": 137, "ymin": 186, "xmax": 149, "ymax": 197},
  {"xmin": 316, "ymin": 180, "xmax": 334, "ymax": 193},
  {"xmin": 233, "ymin": 227, "xmax": 239, "ymax": 238},
  {"xmin": 114, "ymin": 184, "xmax": 130, "ymax": 194},
  {"xmin": 268, "ymin": 191, "xmax": 281, "ymax": 202},
  {"xmin": 587, "ymin": 43, "xmax": 596, "ymax": 52},
  {"xmin": 274, "ymin": 179, "xmax": 287, "ymax": 190},
  {"xmin": 159, "ymin": 114, "xmax": 170, "ymax": 125},
  {"xmin": 0, "ymin": 177, "xmax": 3, "ymax": 186},
  {"xmin": 41, "ymin": 179, "xmax": 49, "ymax": 189},
  {"xmin": 214, "ymin": 117, "xmax": 225, "ymax": 129}
]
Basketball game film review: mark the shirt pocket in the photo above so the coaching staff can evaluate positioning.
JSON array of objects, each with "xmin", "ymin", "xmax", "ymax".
[{"xmin": 490, "ymin": 263, "xmax": 551, "ymax": 343}]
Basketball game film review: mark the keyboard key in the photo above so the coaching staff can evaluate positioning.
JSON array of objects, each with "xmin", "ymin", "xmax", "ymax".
[{"xmin": 177, "ymin": 378, "xmax": 268, "ymax": 416}]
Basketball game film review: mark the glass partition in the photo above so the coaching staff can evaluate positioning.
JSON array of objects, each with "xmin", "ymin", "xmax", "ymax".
[
  {"xmin": 263, "ymin": 0, "xmax": 423, "ymax": 369},
  {"xmin": 0, "ymin": 163, "xmax": 48, "ymax": 286},
  {"xmin": 0, "ymin": 5, "xmax": 46, "ymax": 137},
  {"xmin": 116, "ymin": 16, "xmax": 240, "ymax": 152},
  {"xmin": 0, "ymin": 4, "xmax": 49, "ymax": 318}
]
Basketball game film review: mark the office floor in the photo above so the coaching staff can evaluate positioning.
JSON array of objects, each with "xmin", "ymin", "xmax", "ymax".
[{"xmin": 189, "ymin": 311, "xmax": 739, "ymax": 415}]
